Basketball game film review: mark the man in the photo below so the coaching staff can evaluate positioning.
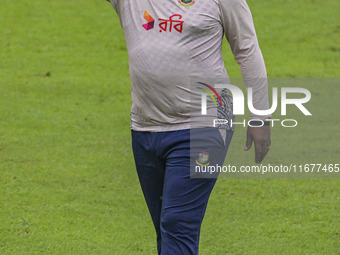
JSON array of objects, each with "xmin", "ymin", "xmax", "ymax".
[{"xmin": 106, "ymin": 0, "xmax": 271, "ymax": 254}]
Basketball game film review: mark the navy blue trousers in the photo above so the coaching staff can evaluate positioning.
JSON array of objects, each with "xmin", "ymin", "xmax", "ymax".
[{"xmin": 132, "ymin": 128, "xmax": 233, "ymax": 255}]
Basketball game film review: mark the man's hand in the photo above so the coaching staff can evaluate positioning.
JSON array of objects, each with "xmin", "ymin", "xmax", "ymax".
[{"xmin": 244, "ymin": 125, "xmax": 271, "ymax": 164}]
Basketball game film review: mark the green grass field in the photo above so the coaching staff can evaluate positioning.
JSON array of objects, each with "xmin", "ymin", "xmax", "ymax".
[{"xmin": 0, "ymin": 0, "xmax": 339, "ymax": 254}]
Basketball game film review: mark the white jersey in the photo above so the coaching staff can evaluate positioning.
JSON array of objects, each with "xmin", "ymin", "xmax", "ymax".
[{"xmin": 109, "ymin": 0, "xmax": 270, "ymax": 131}]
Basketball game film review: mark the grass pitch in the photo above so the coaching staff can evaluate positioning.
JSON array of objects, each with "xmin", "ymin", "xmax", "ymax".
[{"xmin": 0, "ymin": 0, "xmax": 339, "ymax": 254}]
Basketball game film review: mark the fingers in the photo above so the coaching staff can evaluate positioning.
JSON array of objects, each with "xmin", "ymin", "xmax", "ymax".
[
  {"xmin": 255, "ymin": 141, "xmax": 270, "ymax": 164},
  {"xmin": 244, "ymin": 126, "xmax": 271, "ymax": 163},
  {"xmin": 254, "ymin": 142, "xmax": 262, "ymax": 164},
  {"xmin": 244, "ymin": 129, "xmax": 253, "ymax": 151}
]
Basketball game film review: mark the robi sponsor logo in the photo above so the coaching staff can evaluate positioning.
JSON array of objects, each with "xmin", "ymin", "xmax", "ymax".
[
  {"xmin": 142, "ymin": 10, "xmax": 184, "ymax": 33},
  {"xmin": 142, "ymin": 10, "xmax": 155, "ymax": 30}
]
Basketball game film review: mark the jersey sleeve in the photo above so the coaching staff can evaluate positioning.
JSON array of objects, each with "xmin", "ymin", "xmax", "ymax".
[
  {"xmin": 108, "ymin": 0, "xmax": 119, "ymax": 14},
  {"xmin": 219, "ymin": 0, "xmax": 271, "ymax": 120}
]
